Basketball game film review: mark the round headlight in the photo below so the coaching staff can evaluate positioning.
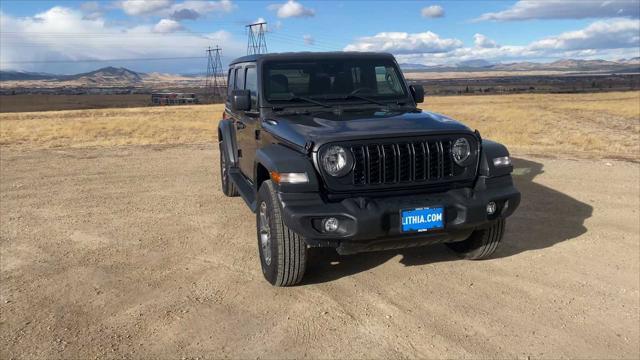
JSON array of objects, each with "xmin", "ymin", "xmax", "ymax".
[
  {"xmin": 321, "ymin": 145, "xmax": 352, "ymax": 177},
  {"xmin": 452, "ymin": 138, "xmax": 471, "ymax": 165}
]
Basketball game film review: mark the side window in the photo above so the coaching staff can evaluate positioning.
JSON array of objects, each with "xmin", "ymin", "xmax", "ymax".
[
  {"xmin": 235, "ymin": 68, "xmax": 244, "ymax": 90},
  {"xmin": 245, "ymin": 67, "xmax": 258, "ymax": 110},
  {"xmin": 375, "ymin": 66, "xmax": 403, "ymax": 95},
  {"xmin": 227, "ymin": 68, "xmax": 235, "ymax": 98}
]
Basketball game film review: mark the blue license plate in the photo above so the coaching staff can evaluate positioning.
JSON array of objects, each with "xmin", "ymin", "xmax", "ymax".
[{"xmin": 401, "ymin": 207, "xmax": 445, "ymax": 233}]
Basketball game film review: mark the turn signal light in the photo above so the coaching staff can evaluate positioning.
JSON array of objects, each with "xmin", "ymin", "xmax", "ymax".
[
  {"xmin": 493, "ymin": 156, "xmax": 511, "ymax": 167},
  {"xmin": 270, "ymin": 171, "xmax": 309, "ymax": 184}
]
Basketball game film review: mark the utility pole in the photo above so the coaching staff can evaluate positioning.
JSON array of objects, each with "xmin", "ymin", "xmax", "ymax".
[
  {"xmin": 246, "ymin": 22, "xmax": 268, "ymax": 55},
  {"xmin": 205, "ymin": 45, "xmax": 224, "ymax": 100}
]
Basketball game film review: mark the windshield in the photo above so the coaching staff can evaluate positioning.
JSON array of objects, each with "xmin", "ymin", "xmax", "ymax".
[{"xmin": 264, "ymin": 58, "xmax": 408, "ymax": 104}]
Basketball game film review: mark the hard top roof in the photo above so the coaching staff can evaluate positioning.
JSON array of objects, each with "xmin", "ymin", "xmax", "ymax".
[{"xmin": 228, "ymin": 51, "xmax": 395, "ymax": 66}]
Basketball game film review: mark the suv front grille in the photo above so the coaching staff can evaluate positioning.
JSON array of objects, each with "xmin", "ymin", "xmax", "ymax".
[{"xmin": 350, "ymin": 140, "xmax": 457, "ymax": 186}]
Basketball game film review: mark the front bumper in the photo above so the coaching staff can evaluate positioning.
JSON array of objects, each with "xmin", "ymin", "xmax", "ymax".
[{"xmin": 279, "ymin": 175, "xmax": 520, "ymax": 255}]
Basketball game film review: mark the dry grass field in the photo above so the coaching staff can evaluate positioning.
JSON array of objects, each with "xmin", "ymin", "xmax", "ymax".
[
  {"xmin": 1, "ymin": 92, "xmax": 638, "ymax": 160},
  {"xmin": 0, "ymin": 94, "xmax": 151, "ymax": 113},
  {"xmin": 1, "ymin": 91, "xmax": 639, "ymax": 358}
]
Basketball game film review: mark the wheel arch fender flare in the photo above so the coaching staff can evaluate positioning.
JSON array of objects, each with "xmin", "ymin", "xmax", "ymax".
[
  {"xmin": 255, "ymin": 144, "xmax": 320, "ymax": 192},
  {"xmin": 479, "ymin": 139, "xmax": 513, "ymax": 178},
  {"xmin": 218, "ymin": 119, "xmax": 237, "ymax": 167}
]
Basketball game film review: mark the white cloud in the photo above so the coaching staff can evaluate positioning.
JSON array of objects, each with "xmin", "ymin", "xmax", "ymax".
[
  {"xmin": 473, "ymin": 33, "xmax": 498, "ymax": 48},
  {"xmin": 119, "ymin": 0, "xmax": 174, "ymax": 16},
  {"xmin": 303, "ymin": 34, "xmax": 314, "ymax": 45},
  {"xmin": 118, "ymin": 0, "xmax": 234, "ymax": 18},
  {"xmin": 169, "ymin": 0, "xmax": 234, "ymax": 20},
  {"xmin": 153, "ymin": 18, "xmax": 183, "ymax": 33},
  {"xmin": 477, "ymin": 0, "xmax": 640, "ymax": 21},
  {"xmin": 0, "ymin": 6, "xmax": 244, "ymax": 72},
  {"xmin": 344, "ymin": 31, "xmax": 463, "ymax": 54},
  {"xmin": 268, "ymin": 0, "xmax": 315, "ymax": 18},
  {"xmin": 529, "ymin": 18, "xmax": 640, "ymax": 50},
  {"xmin": 170, "ymin": 8, "xmax": 200, "ymax": 20},
  {"xmin": 80, "ymin": 1, "xmax": 104, "ymax": 20},
  {"xmin": 346, "ymin": 18, "xmax": 640, "ymax": 66},
  {"xmin": 421, "ymin": 5, "xmax": 444, "ymax": 18}
]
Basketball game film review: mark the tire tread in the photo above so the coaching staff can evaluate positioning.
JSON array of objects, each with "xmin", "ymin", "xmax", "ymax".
[
  {"xmin": 447, "ymin": 219, "xmax": 505, "ymax": 260},
  {"xmin": 260, "ymin": 180, "xmax": 306, "ymax": 286}
]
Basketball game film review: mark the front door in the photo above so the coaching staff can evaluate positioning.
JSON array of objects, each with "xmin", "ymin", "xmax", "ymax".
[{"xmin": 236, "ymin": 65, "xmax": 259, "ymax": 179}]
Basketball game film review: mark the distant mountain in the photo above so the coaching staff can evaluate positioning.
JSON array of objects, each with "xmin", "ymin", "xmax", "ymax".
[
  {"xmin": 0, "ymin": 70, "xmax": 56, "ymax": 81},
  {"xmin": 548, "ymin": 59, "xmax": 620, "ymax": 70},
  {"xmin": 62, "ymin": 66, "xmax": 144, "ymax": 84},
  {"xmin": 456, "ymin": 59, "xmax": 493, "ymax": 68},
  {"xmin": 491, "ymin": 62, "xmax": 546, "ymax": 71},
  {"xmin": 402, "ymin": 58, "xmax": 640, "ymax": 73},
  {"xmin": 618, "ymin": 57, "xmax": 640, "ymax": 65},
  {"xmin": 2, "ymin": 59, "xmax": 639, "ymax": 88},
  {"xmin": 399, "ymin": 63, "xmax": 431, "ymax": 70},
  {"xmin": 0, "ymin": 66, "xmax": 145, "ymax": 85}
]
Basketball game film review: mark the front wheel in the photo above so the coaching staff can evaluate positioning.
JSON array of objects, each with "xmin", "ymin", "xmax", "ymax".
[
  {"xmin": 257, "ymin": 180, "xmax": 307, "ymax": 286},
  {"xmin": 446, "ymin": 219, "xmax": 505, "ymax": 259}
]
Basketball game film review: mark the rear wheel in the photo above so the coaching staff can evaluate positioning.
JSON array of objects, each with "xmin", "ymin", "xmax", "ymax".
[
  {"xmin": 447, "ymin": 219, "xmax": 505, "ymax": 259},
  {"xmin": 257, "ymin": 180, "xmax": 307, "ymax": 286},
  {"xmin": 219, "ymin": 141, "xmax": 238, "ymax": 197}
]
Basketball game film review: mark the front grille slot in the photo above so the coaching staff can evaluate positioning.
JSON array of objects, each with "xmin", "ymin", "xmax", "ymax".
[{"xmin": 350, "ymin": 139, "xmax": 460, "ymax": 186}]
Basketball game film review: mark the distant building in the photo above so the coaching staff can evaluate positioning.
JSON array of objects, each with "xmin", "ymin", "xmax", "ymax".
[{"xmin": 151, "ymin": 92, "xmax": 199, "ymax": 105}]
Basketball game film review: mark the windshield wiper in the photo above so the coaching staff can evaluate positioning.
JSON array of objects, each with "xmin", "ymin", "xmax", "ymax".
[
  {"xmin": 335, "ymin": 88, "xmax": 389, "ymax": 106},
  {"xmin": 341, "ymin": 93, "xmax": 387, "ymax": 106},
  {"xmin": 269, "ymin": 93, "xmax": 332, "ymax": 108}
]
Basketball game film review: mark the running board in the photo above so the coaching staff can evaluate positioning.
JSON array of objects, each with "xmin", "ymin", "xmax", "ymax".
[{"xmin": 229, "ymin": 169, "xmax": 257, "ymax": 212}]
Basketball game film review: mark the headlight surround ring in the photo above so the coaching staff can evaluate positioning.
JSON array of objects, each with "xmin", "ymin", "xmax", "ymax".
[
  {"xmin": 321, "ymin": 145, "xmax": 353, "ymax": 177},
  {"xmin": 452, "ymin": 137, "xmax": 471, "ymax": 166}
]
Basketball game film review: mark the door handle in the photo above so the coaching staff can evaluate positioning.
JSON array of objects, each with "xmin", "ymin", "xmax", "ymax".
[{"xmin": 236, "ymin": 121, "xmax": 246, "ymax": 129}]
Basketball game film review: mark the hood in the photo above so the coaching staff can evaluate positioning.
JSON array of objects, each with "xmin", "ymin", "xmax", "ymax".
[{"xmin": 262, "ymin": 108, "xmax": 473, "ymax": 151}]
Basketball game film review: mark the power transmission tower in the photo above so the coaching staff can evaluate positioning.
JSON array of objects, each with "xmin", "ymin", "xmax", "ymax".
[
  {"xmin": 246, "ymin": 22, "xmax": 268, "ymax": 55},
  {"xmin": 205, "ymin": 46, "xmax": 224, "ymax": 100}
]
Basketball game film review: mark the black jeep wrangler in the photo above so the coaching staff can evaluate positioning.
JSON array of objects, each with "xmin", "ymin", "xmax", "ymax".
[{"xmin": 218, "ymin": 52, "xmax": 520, "ymax": 286}]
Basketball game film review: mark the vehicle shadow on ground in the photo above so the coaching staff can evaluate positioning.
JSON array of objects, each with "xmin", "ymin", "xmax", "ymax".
[{"xmin": 302, "ymin": 157, "xmax": 593, "ymax": 285}]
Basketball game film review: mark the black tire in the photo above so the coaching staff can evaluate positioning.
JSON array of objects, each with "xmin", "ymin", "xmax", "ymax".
[
  {"xmin": 257, "ymin": 180, "xmax": 307, "ymax": 286},
  {"xmin": 447, "ymin": 219, "xmax": 505, "ymax": 260},
  {"xmin": 219, "ymin": 141, "xmax": 238, "ymax": 197}
]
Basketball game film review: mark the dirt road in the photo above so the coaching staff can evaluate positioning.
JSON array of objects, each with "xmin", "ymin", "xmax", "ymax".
[{"xmin": 1, "ymin": 144, "xmax": 638, "ymax": 359}]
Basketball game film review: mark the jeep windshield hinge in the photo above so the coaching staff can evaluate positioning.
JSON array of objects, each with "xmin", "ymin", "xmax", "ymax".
[{"xmin": 304, "ymin": 141, "xmax": 314, "ymax": 154}]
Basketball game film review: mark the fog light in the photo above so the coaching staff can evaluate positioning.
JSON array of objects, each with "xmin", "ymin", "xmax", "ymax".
[
  {"xmin": 486, "ymin": 201, "xmax": 497, "ymax": 215},
  {"xmin": 322, "ymin": 217, "xmax": 339, "ymax": 232}
]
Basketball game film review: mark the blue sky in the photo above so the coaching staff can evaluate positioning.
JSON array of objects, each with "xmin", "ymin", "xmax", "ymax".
[{"xmin": 1, "ymin": 0, "xmax": 639, "ymax": 74}]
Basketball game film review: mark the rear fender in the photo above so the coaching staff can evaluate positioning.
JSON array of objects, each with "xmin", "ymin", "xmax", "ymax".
[{"xmin": 218, "ymin": 119, "xmax": 237, "ymax": 167}]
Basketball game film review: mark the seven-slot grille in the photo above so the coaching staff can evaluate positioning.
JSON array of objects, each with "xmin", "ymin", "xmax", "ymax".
[{"xmin": 350, "ymin": 140, "xmax": 460, "ymax": 186}]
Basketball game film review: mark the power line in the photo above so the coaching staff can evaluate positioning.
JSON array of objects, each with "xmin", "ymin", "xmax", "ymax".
[
  {"xmin": 246, "ymin": 22, "xmax": 267, "ymax": 55},
  {"xmin": 267, "ymin": 33, "xmax": 341, "ymax": 51},
  {"xmin": 0, "ymin": 56, "xmax": 206, "ymax": 64},
  {"xmin": 0, "ymin": 28, "xmax": 242, "ymax": 37}
]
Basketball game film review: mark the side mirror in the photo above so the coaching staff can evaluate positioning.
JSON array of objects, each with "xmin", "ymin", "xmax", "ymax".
[
  {"xmin": 409, "ymin": 85, "xmax": 425, "ymax": 104},
  {"xmin": 231, "ymin": 89, "xmax": 251, "ymax": 112}
]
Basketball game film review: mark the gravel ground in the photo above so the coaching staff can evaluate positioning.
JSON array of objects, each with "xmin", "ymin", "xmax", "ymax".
[{"xmin": 1, "ymin": 144, "xmax": 638, "ymax": 359}]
